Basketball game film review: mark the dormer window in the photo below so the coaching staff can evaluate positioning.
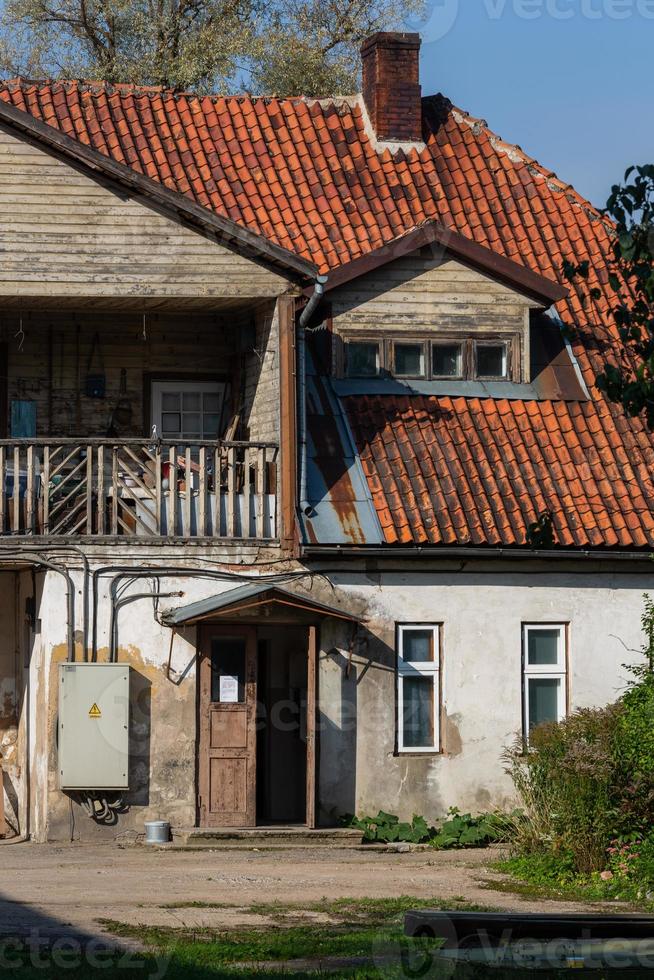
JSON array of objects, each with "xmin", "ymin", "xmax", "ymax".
[
  {"xmin": 346, "ymin": 341, "xmax": 380, "ymax": 377},
  {"xmin": 393, "ymin": 342, "xmax": 426, "ymax": 379},
  {"xmin": 475, "ymin": 341, "xmax": 509, "ymax": 380},
  {"xmin": 432, "ymin": 342, "xmax": 463, "ymax": 379},
  {"xmin": 342, "ymin": 334, "xmax": 519, "ymax": 382}
]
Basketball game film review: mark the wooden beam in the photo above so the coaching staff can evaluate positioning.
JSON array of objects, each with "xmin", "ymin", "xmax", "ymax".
[{"xmin": 278, "ymin": 296, "xmax": 299, "ymax": 554}]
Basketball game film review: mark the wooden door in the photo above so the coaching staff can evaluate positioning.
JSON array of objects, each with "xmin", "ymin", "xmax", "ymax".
[{"xmin": 198, "ymin": 626, "xmax": 257, "ymax": 827}]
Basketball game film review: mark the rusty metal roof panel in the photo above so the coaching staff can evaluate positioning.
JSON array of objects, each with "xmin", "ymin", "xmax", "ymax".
[{"xmin": 303, "ymin": 353, "xmax": 384, "ymax": 546}]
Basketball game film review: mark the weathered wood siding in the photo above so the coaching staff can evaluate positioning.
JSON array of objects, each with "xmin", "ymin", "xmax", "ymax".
[
  {"xmin": 0, "ymin": 311, "xmax": 242, "ymax": 438},
  {"xmin": 330, "ymin": 251, "xmax": 539, "ymax": 380},
  {"xmin": 0, "ymin": 126, "xmax": 290, "ymax": 301}
]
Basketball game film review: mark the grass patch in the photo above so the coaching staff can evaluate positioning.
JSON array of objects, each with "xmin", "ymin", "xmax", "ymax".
[{"xmin": 489, "ymin": 853, "xmax": 654, "ymax": 909}]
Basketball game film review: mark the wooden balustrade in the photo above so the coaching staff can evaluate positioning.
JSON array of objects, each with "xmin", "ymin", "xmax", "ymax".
[{"xmin": 0, "ymin": 439, "xmax": 278, "ymax": 539}]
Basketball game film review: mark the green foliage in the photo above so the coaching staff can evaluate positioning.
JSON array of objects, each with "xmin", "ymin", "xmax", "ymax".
[
  {"xmin": 562, "ymin": 164, "xmax": 654, "ymax": 429},
  {"xmin": 344, "ymin": 806, "xmax": 504, "ymax": 848},
  {"xmin": 345, "ymin": 809, "xmax": 432, "ymax": 844},
  {"xmin": 0, "ymin": 0, "xmax": 426, "ymax": 96},
  {"xmin": 507, "ymin": 595, "xmax": 654, "ymax": 876},
  {"xmin": 430, "ymin": 808, "xmax": 504, "ymax": 849}
]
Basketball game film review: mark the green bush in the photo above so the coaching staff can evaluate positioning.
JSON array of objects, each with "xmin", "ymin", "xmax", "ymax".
[{"xmin": 506, "ymin": 594, "xmax": 654, "ymax": 876}]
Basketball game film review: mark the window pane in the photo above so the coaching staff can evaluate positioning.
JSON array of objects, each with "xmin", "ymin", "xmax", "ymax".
[
  {"xmin": 161, "ymin": 393, "xmax": 180, "ymax": 411},
  {"xmin": 528, "ymin": 628, "xmax": 561, "ymax": 666},
  {"xmin": 402, "ymin": 676, "xmax": 435, "ymax": 748},
  {"xmin": 211, "ymin": 637, "xmax": 246, "ymax": 703},
  {"xmin": 402, "ymin": 629, "xmax": 434, "ymax": 663},
  {"xmin": 528, "ymin": 677, "xmax": 560, "ymax": 729},
  {"xmin": 432, "ymin": 343, "xmax": 462, "ymax": 377},
  {"xmin": 183, "ymin": 412, "xmax": 201, "ymax": 433},
  {"xmin": 161, "ymin": 412, "xmax": 181, "ymax": 434},
  {"xmin": 183, "ymin": 392, "xmax": 201, "ymax": 411},
  {"xmin": 203, "ymin": 413, "xmax": 221, "ymax": 437},
  {"xmin": 476, "ymin": 344, "xmax": 507, "ymax": 378},
  {"xmin": 204, "ymin": 394, "xmax": 222, "ymax": 413},
  {"xmin": 394, "ymin": 343, "xmax": 424, "ymax": 377},
  {"xmin": 347, "ymin": 342, "xmax": 379, "ymax": 377}
]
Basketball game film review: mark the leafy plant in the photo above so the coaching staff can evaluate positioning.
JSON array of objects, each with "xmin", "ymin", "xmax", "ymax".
[
  {"xmin": 344, "ymin": 807, "xmax": 507, "ymax": 849},
  {"xmin": 430, "ymin": 808, "xmax": 504, "ymax": 850},
  {"xmin": 345, "ymin": 810, "xmax": 432, "ymax": 844},
  {"xmin": 563, "ymin": 164, "xmax": 654, "ymax": 429}
]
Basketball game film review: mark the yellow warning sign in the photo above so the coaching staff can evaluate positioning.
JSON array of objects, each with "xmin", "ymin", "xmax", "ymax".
[{"xmin": 88, "ymin": 703, "xmax": 102, "ymax": 719}]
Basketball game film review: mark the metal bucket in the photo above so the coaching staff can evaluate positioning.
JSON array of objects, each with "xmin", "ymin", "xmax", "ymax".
[{"xmin": 144, "ymin": 820, "xmax": 170, "ymax": 845}]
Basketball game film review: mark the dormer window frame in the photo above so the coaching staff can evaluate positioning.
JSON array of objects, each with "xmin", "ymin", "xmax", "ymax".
[{"xmin": 340, "ymin": 330, "xmax": 521, "ymax": 382}]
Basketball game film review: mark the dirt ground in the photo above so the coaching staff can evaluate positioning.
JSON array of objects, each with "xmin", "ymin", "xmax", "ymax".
[{"xmin": 0, "ymin": 841, "xmax": 619, "ymax": 945}]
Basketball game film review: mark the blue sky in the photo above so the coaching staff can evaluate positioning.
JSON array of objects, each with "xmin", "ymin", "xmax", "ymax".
[{"xmin": 407, "ymin": 0, "xmax": 653, "ymax": 207}]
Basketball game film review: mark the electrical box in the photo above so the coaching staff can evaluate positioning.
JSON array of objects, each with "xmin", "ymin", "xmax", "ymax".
[{"xmin": 58, "ymin": 663, "xmax": 130, "ymax": 791}]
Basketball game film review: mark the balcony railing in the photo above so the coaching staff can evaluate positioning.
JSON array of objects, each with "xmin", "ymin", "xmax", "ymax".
[{"xmin": 0, "ymin": 439, "xmax": 277, "ymax": 539}]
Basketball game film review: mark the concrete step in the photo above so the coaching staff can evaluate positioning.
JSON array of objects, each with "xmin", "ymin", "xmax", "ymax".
[{"xmin": 171, "ymin": 826, "xmax": 363, "ymax": 848}]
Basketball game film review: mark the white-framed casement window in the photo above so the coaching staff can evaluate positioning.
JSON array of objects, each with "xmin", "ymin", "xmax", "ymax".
[
  {"xmin": 396, "ymin": 624, "xmax": 441, "ymax": 753},
  {"xmin": 522, "ymin": 624, "xmax": 568, "ymax": 737},
  {"xmin": 151, "ymin": 381, "xmax": 226, "ymax": 441}
]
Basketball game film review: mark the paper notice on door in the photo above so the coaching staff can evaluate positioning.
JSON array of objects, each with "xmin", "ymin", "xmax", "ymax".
[{"xmin": 220, "ymin": 675, "xmax": 239, "ymax": 703}]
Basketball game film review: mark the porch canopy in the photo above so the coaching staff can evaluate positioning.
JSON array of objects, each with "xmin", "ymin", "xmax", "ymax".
[{"xmin": 162, "ymin": 583, "xmax": 362, "ymax": 626}]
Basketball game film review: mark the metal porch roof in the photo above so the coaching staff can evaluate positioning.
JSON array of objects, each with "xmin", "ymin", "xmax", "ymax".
[{"xmin": 162, "ymin": 583, "xmax": 362, "ymax": 626}]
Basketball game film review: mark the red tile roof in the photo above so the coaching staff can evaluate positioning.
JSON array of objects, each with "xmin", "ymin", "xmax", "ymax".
[{"xmin": 0, "ymin": 79, "xmax": 650, "ymax": 549}]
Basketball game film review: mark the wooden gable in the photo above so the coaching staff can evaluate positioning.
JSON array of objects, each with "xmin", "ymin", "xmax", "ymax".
[{"xmin": 0, "ymin": 125, "xmax": 292, "ymax": 306}]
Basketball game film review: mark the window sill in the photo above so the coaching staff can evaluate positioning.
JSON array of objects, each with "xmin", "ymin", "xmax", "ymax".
[{"xmin": 394, "ymin": 750, "xmax": 444, "ymax": 758}]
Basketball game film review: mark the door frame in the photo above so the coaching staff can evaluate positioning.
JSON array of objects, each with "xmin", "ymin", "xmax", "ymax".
[{"xmin": 196, "ymin": 621, "xmax": 319, "ymax": 828}]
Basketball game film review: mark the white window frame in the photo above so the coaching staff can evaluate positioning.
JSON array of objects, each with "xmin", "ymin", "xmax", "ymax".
[
  {"xmin": 150, "ymin": 380, "xmax": 226, "ymax": 441},
  {"xmin": 396, "ymin": 624, "xmax": 441, "ymax": 753},
  {"xmin": 522, "ymin": 623, "xmax": 568, "ymax": 738}
]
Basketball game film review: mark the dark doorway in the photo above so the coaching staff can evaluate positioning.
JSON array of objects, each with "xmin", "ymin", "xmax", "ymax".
[{"xmin": 256, "ymin": 626, "xmax": 308, "ymax": 824}]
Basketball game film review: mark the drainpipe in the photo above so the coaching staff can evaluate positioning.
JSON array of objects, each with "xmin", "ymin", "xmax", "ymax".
[{"xmin": 298, "ymin": 274, "xmax": 328, "ymax": 513}]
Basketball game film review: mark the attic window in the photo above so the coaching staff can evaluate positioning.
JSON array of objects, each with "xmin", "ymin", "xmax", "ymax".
[
  {"xmin": 475, "ymin": 341, "xmax": 509, "ymax": 380},
  {"xmin": 342, "ymin": 335, "xmax": 519, "ymax": 381},
  {"xmin": 346, "ymin": 341, "xmax": 380, "ymax": 377}
]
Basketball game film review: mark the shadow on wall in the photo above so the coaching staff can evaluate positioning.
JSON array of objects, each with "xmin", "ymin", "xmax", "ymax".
[
  {"xmin": 318, "ymin": 621, "xmax": 403, "ymax": 825},
  {"xmin": 128, "ymin": 669, "xmax": 152, "ymax": 809}
]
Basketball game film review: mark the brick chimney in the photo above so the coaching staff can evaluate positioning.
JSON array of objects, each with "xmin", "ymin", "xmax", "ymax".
[{"xmin": 360, "ymin": 32, "xmax": 422, "ymax": 143}]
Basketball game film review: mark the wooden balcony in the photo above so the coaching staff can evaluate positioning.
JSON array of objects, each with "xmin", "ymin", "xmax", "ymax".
[{"xmin": 0, "ymin": 439, "xmax": 277, "ymax": 539}]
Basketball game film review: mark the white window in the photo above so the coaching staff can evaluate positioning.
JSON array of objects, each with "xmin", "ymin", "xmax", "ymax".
[
  {"xmin": 151, "ymin": 381, "xmax": 226, "ymax": 441},
  {"xmin": 522, "ymin": 624, "xmax": 567, "ymax": 737},
  {"xmin": 396, "ymin": 625, "xmax": 441, "ymax": 753}
]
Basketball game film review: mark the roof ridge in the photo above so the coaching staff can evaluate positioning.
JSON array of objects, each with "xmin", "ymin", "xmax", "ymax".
[
  {"xmin": 444, "ymin": 98, "xmax": 613, "ymax": 232},
  {"xmin": 0, "ymin": 76, "xmax": 315, "ymax": 104}
]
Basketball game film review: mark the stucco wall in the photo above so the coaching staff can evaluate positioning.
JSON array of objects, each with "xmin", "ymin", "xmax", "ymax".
[
  {"xmin": 11, "ymin": 560, "xmax": 652, "ymax": 840},
  {"xmin": 317, "ymin": 567, "xmax": 649, "ymax": 824}
]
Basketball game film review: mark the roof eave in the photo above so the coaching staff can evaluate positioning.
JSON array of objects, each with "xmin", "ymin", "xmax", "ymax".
[
  {"xmin": 0, "ymin": 98, "xmax": 317, "ymax": 284},
  {"xmin": 313, "ymin": 219, "xmax": 568, "ymax": 306}
]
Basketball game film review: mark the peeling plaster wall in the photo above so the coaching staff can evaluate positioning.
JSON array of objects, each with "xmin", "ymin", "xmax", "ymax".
[{"xmin": 26, "ymin": 559, "xmax": 653, "ymax": 839}]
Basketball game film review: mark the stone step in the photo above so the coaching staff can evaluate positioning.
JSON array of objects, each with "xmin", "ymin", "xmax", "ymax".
[{"xmin": 171, "ymin": 826, "xmax": 363, "ymax": 848}]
